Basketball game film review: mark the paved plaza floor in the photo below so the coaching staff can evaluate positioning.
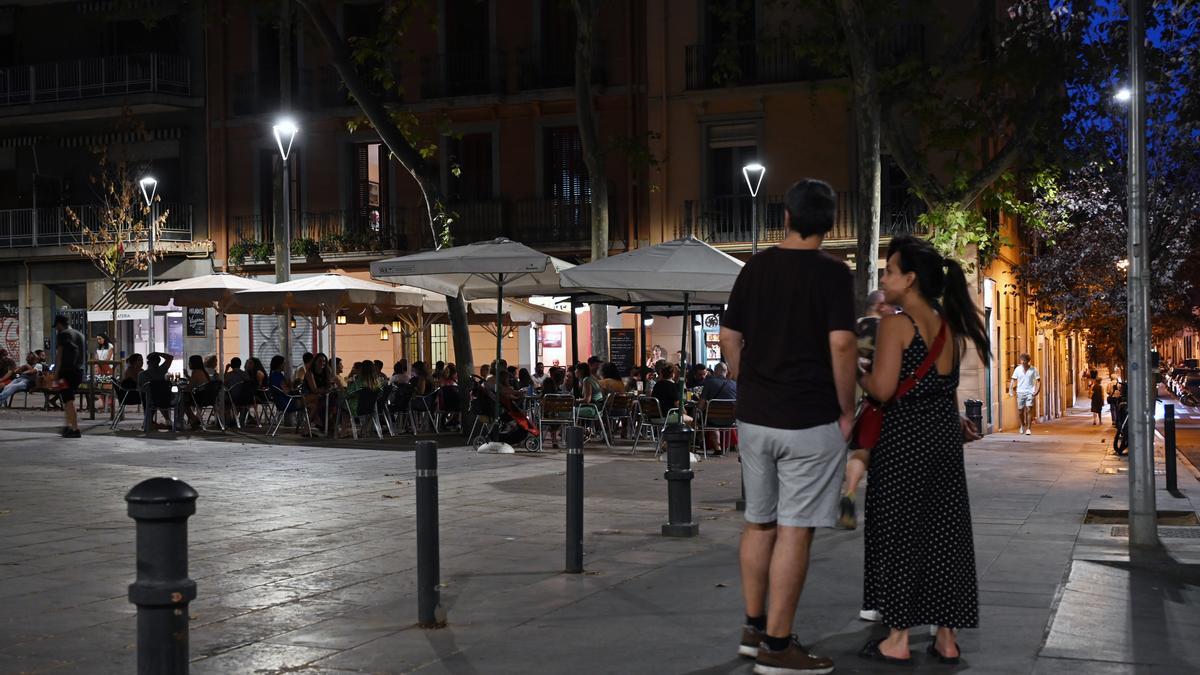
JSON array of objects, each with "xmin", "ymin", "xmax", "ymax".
[{"xmin": 1, "ymin": 405, "xmax": 1198, "ymax": 674}]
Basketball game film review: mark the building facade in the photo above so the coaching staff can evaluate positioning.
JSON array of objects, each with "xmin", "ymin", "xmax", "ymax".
[{"xmin": 0, "ymin": 0, "xmax": 212, "ymax": 368}]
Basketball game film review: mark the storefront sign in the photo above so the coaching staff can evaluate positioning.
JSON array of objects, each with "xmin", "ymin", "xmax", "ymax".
[
  {"xmin": 609, "ymin": 328, "xmax": 636, "ymax": 376},
  {"xmin": 186, "ymin": 307, "xmax": 206, "ymax": 337}
]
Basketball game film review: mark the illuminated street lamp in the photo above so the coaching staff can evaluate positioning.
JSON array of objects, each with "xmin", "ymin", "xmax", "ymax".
[
  {"xmin": 742, "ymin": 162, "xmax": 766, "ymax": 254},
  {"xmin": 273, "ymin": 118, "xmax": 299, "ymax": 369},
  {"xmin": 139, "ymin": 176, "xmax": 158, "ymax": 351}
]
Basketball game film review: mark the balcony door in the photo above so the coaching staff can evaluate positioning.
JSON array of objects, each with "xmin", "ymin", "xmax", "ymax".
[
  {"xmin": 443, "ymin": 0, "xmax": 492, "ymax": 96},
  {"xmin": 703, "ymin": 124, "xmax": 758, "ymax": 243},
  {"xmin": 352, "ymin": 142, "xmax": 387, "ymax": 236}
]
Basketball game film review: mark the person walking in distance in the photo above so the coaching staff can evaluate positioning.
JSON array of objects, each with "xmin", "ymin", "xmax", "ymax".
[
  {"xmin": 53, "ymin": 315, "xmax": 87, "ymax": 438},
  {"xmin": 720, "ymin": 179, "xmax": 857, "ymax": 674},
  {"xmin": 1008, "ymin": 353, "xmax": 1040, "ymax": 435}
]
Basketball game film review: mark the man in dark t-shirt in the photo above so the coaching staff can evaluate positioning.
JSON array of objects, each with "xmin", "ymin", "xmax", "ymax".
[
  {"xmin": 719, "ymin": 179, "xmax": 856, "ymax": 672},
  {"xmin": 53, "ymin": 315, "xmax": 87, "ymax": 438}
]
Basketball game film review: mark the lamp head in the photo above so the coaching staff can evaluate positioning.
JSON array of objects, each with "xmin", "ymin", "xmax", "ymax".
[
  {"xmin": 139, "ymin": 176, "xmax": 158, "ymax": 207},
  {"xmin": 273, "ymin": 118, "xmax": 299, "ymax": 160},
  {"xmin": 742, "ymin": 163, "xmax": 766, "ymax": 197},
  {"xmin": 1113, "ymin": 87, "xmax": 1132, "ymax": 103}
]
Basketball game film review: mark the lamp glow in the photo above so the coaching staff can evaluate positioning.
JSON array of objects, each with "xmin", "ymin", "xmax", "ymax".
[
  {"xmin": 643, "ymin": 317, "xmax": 654, "ymax": 327},
  {"xmin": 379, "ymin": 326, "xmax": 390, "ymax": 341},
  {"xmin": 391, "ymin": 318, "xmax": 403, "ymax": 334},
  {"xmin": 742, "ymin": 162, "xmax": 766, "ymax": 197},
  {"xmin": 273, "ymin": 119, "xmax": 299, "ymax": 160},
  {"xmin": 138, "ymin": 176, "xmax": 158, "ymax": 207},
  {"xmin": 1114, "ymin": 87, "xmax": 1132, "ymax": 103},
  {"xmin": 336, "ymin": 311, "xmax": 348, "ymax": 325}
]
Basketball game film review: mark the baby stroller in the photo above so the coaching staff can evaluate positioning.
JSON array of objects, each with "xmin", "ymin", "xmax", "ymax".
[{"xmin": 469, "ymin": 381, "xmax": 541, "ymax": 452}]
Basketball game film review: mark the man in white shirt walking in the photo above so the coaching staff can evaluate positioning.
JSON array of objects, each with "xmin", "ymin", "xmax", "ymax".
[{"xmin": 1008, "ymin": 353, "xmax": 1041, "ymax": 435}]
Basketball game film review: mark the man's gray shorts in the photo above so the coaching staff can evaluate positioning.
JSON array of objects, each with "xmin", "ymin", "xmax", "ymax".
[
  {"xmin": 738, "ymin": 419, "xmax": 846, "ymax": 528},
  {"xmin": 1016, "ymin": 391, "xmax": 1034, "ymax": 409}
]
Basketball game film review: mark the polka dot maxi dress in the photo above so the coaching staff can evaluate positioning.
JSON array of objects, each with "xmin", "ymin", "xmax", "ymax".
[{"xmin": 862, "ymin": 316, "xmax": 978, "ymax": 630}]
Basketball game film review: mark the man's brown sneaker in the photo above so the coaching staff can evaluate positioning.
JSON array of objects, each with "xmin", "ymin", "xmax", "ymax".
[
  {"xmin": 753, "ymin": 636, "xmax": 835, "ymax": 675},
  {"xmin": 739, "ymin": 625, "xmax": 765, "ymax": 658}
]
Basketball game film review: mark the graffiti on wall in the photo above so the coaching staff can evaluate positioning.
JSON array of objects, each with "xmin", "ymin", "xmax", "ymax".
[{"xmin": 0, "ymin": 317, "xmax": 19, "ymax": 356}]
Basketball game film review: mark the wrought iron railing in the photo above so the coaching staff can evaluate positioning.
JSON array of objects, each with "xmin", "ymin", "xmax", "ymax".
[
  {"xmin": 680, "ymin": 193, "xmax": 926, "ymax": 244},
  {"xmin": 0, "ymin": 203, "xmax": 192, "ymax": 249},
  {"xmin": 421, "ymin": 50, "xmax": 505, "ymax": 98},
  {"xmin": 229, "ymin": 207, "xmax": 414, "ymax": 255},
  {"xmin": 685, "ymin": 38, "xmax": 838, "ymax": 90},
  {"xmin": 517, "ymin": 43, "xmax": 606, "ymax": 90},
  {"xmin": 0, "ymin": 53, "xmax": 190, "ymax": 107}
]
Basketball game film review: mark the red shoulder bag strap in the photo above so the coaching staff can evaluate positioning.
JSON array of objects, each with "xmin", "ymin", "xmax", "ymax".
[{"xmin": 894, "ymin": 320, "xmax": 949, "ymax": 400}]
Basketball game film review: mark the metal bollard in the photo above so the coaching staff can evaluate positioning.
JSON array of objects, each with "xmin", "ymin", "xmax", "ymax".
[
  {"xmin": 415, "ymin": 440, "xmax": 444, "ymax": 627},
  {"xmin": 662, "ymin": 425, "xmax": 699, "ymax": 537},
  {"xmin": 1165, "ymin": 403, "xmax": 1178, "ymax": 493},
  {"xmin": 565, "ymin": 426, "xmax": 585, "ymax": 573},
  {"xmin": 126, "ymin": 477, "xmax": 198, "ymax": 675}
]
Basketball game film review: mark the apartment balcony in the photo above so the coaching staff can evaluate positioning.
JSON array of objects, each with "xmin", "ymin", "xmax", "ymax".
[
  {"xmin": 412, "ymin": 198, "xmax": 603, "ymax": 251},
  {"xmin": 0, "ymin": 54, "xmax": 195, "ymax": 123},
  {"xmin": 517, "ymin": 44, "xmax": 606, "ymax": 90},
  {"xmin": 0, "ymin": 203, "xmax": 194, "ymax": 250},
  {"xmin": 420, "ymin": 50, "xmax": 505, "ymax": 99},
  {"xmin": 232, "ymin": 66, "xmax": 358, "ymax": 117},
  {"xmin": 229, "ymin": 208, "xmax": 414, "ymax": 258},
  {"xmin": 684, "ymin": 38, "xmax": 839, "ymax": 90},
  {"xmin": 679, "ymin": 193, "xmax": 927, "ymax": 249}
]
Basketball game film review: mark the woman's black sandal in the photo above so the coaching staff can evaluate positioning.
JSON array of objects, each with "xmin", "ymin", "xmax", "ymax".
[
  {"xmin": 859, "ymin": 639, "xmax": 914, "ymax": 665},
  {"xmin": 927, "ymin": 642, "xmax": 961, "ymax": 665}
]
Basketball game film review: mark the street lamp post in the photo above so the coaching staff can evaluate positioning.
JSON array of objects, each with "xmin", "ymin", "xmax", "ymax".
[
  {"xmin": 742, "ymin": 163, "xmax": 765, "ymax": 254},
  {"xmin": 1124, "ymin": 0, "xmax": 1157, "ymax": 548},
  {"xmin": 139, "ymin": 176, "xmax": 158, "ymax": 353},
  {"xmin": 273, "ymin": 119, "xmax": 299, "ymax": 372}
]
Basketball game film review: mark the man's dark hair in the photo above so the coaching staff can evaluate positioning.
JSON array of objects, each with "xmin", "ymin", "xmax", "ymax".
[
  {"xmin": 302, "ymin": 352, "xmax": 314, "ymax": 364},
  {"xmin": 784, "ymin": 179, "xmax": 836, "ymax": 238},
  {"xmin": 54, "ymin": 315, "xmax": 70, "ymax": 328}
]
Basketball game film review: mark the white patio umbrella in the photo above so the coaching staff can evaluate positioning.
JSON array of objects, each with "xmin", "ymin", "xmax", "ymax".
[
  {"xmin": 559, "ymin": 236, "xmax": 745, "ymax": 417},
  {"xmin": 124, "ymin": 272, "xmax": 273, "ymax": 379},
  {"xmin": 371, "ymin": 237, "xmax": 574, "ymax": 452},
  {"xmin": 233, "ymin": 272, "xmax": 426, "ymax": 372}
]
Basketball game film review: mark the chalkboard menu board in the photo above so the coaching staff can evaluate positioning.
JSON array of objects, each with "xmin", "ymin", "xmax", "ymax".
[
  {"xmin": 186, "ymin": 307, "xmax": 206, "ymax": 337},
  {"xmin": 609, "ymin": 328, "xmax": 636, "ymax": 377}
]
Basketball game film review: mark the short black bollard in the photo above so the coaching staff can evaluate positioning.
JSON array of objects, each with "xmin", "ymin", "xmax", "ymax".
[
  {"xmin": 662, "ymin": 425, "xmax": 699, "ymax": 537},
  {"xmin": 1165, "ymin": 403, "xmax": 1178, "ymax": 493},
  {"xmin": 126, "ymin": 477, "xmax": 198, "ymax": 675},
  {"xmin": 565, "ymin": 426, "xmax": 585, "ymax": 573},
  {"xmin": 415, "ymin": 440, "xmax": 444, "ymax": 627}
]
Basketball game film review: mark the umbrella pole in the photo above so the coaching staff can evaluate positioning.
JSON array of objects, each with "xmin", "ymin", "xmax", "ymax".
[
  {"xmin": 570, "ymin": 298, "xmax": 579, "ymax": 366},
  {"xmin": 679, "ymin": 292, "xmax": 689, "ymax": 422},
  {"xmin": 495, "ymin": 276, "xmax": 504, "ymax": 428},
  {"xmin": 640, "ymin": 306, "xmax": 647, "ymax": 370}
]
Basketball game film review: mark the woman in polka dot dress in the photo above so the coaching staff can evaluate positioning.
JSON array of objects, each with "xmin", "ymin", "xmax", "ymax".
[{"xmin": 856, "ymin": 235, "xmax": 990, "ymax": 666}]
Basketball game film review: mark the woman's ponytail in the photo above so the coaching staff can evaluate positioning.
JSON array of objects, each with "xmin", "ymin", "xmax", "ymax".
[{"xmin": 941, "ymin": 258, "xmax": 991, "ymax": 367}]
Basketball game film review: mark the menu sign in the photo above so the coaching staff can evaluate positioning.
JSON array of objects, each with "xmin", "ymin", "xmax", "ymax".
[
  {"xmin": 186, "ymin": 307, "xmax": 206, "ymax": 337},
  {"xmin": 609, "ymin": 328, "xmax": 636, "ymax": 377}
]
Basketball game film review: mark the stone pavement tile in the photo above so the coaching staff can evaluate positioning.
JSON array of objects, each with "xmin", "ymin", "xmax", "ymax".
[
  {"xmin": 0, "ymin": 652, "xmax": 73, "ymax": 675},
  {"xmin": 265, "ymin": 609, "xmax": 412, "ymax": 651},
  {"xmin": 1033, "ymin": 657, "xmax": 1158, "ymax": 674},
  {"xmin": 190, "ymin": 641, "xmax": 339, "ymax": 674},
  {"xmin": 1040, "ymin": 560, "xmax": 1200, "ymax": 669}
]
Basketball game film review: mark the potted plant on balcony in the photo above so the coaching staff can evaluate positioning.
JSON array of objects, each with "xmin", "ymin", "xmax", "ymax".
[
  {"xmin": 292, "ymin": 237, "xmax": 321, "ymax": 262},
  {"xmin": 320, "ymin": 233, "xmax": 348, "ymax": 254}
]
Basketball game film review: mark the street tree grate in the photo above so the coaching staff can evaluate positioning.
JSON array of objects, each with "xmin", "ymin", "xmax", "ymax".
[{"xmin": 1110, "ymin": 526, "xmax": 1200, "ymax": 538}]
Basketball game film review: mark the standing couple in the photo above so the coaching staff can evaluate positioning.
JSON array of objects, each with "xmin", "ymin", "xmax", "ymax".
[{"xmin": 719, "ymin": 179, "xmax": 990, "ymax": 673}]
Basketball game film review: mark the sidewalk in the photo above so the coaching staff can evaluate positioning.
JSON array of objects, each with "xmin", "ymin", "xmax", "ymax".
[{"xmin": 0, "ymin": 407, "xmax": 1196, "ymax": 674}]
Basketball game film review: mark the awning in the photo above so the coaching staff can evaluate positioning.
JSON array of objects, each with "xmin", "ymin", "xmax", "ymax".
[{"xmin": 87, "ymin": 281, "xmax": 153, "ymax": 322}]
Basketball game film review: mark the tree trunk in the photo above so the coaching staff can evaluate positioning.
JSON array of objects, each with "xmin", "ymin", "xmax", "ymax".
[
  {"xmin": 573, "ymin": 0, "xmax": 610, "ymax": 361},
  {"xmin": 295, "ymin": 0, "xmax": 475, "ymax": 417},
  {"xmin": 835, "ymin": 0, "xmax": 882, "ymax": 310}
]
